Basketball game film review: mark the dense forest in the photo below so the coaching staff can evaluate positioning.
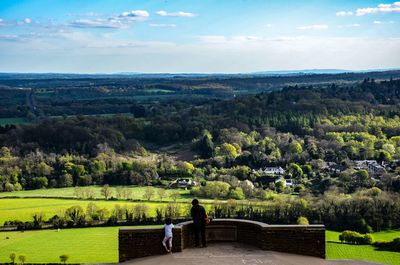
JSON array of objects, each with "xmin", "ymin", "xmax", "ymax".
[{"xmin": 1, "ymin": 76, "xmax": 400, "ymax": 232}]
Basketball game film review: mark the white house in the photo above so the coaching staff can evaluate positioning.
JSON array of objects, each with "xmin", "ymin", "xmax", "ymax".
[
  {"xmin": 354, "ymin": 160, "xmax": 377, "ymax": 170},
  {"xmin": 354, "ymin": 160, "xmax": 386, "ymax": 175},
  {"xmin": 275, "ymin": 178, "xmax": 295, "ymax": 187},
  {"xmin": 260, "ymin": 167, "xmax": 285, "ymax": 175},
  {"xmin": 368, "ymin": 162, "xmax": 386, "ymax": 175},
  {"xmin": 169, "ymin": 178, "xmax": 197, "ymax": 188}
]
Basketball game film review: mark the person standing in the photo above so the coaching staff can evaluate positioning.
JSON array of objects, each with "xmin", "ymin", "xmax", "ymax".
[
  {"xmin": 162, "ymin": 218, "xmax": 174, "ymax": 253},
  {"xmin": 190, "ymin": 199, "xmax": 207, "ymax": 247}
]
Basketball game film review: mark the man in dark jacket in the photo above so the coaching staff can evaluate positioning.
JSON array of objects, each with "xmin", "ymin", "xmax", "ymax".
[{"xmin": 190, "ymin": 199, "xmax": 207, "ymax": 247}]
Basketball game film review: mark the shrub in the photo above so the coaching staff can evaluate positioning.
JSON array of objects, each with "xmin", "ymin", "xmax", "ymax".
[
  {"xmin": 18, "ymin": 254, "xmax": 26, "ymax": 265},
  {"xmin": 373, "ymin": 237, "xmax": 400, "ymax": 252},
  {"xmin": 59, "ymin": 254, "xmax": 69, "ymax": 264},
  {"xmin": 362, "ymin": 234, "xmax": 374, "ymax": 245},
  {"xmin": 199, "ymin": 181, "xmax": 230, "ymax": 199},
  {"xmin": 49, "ymin": 215, "xmax": 66, "ymax": 229},
  {"xmin": 229, "ymin": 187, "xmax": 245, "ymax": 200},
  {"xmin": 65, "ymin": 205, "xmax": 86, "ymax": 226},
  {"xmin": 5, "ymin": 182, "xmax": 14, "ymax": 192},
  {"xmin": 297, "ymin": 216, "xmax": 309, "ymax": 225},
  {"xmin": 339, "ymin": 230, "xmax": 374, "ymax": 245},
  {"xmin": 9, "ymin": 253, "xmax": 16, "ymax": 264}
]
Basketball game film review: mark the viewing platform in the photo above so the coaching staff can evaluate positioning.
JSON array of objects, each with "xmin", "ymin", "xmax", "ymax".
[
  {"xmin": 119, "ymin": 219, "xmax": 326, "ymax": 262},
  {"xmin": 119, "ymin": 242, "xmax": 380, "ymax": 265}
]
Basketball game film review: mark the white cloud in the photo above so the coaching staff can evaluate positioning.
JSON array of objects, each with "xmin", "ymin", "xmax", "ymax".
[
  {"xmin": 338, "ymin": 23, "xmax": 361, "ymax": 28},
  {"xmin": 0, "ymin": 34, "xmax": 23, "ymax": 41},
  {"xmin": 297, "ymin": 24, "xmax": 328, "ymax": 30},
  {"xmin": 69, "ymin": 12, "xmax": 103, "ymax": 17},
  {"xmin": 265, "ymin": 23, "xmax": 273, "ymax": 28},
  {"xmin": 120, "ymin": 10, "xmax": 150, "ymax": 19},
  {"xmin": 197, "ymin": 35, "xmax": 227, "ymax": 44},
  {"xmin": 336, "ymin": 11, "xmax": 353, "ymax": 16},
  {"xmin": 1, "ymin": 35, "xmax": 400, "ymax": 73},
  {"xmin": 149, "ymin": 23, "xmax": 176, "ymax": 28},
  {"xmin": 373, "ymin": 20, "xmax": 396, "ymax": 24},
  {"xmin": 355, "ymin": 1, "xmax": 400, "ymax": 16},
  {"xmin": 23, "ymin": 18, "xmax": 31, "ymax": 24},
  {"xmin": 69, "ymin": 10, "xmax": 150, "ymax": 29},
  {"xmin": 70, "ymin": 19, "xmax": 125, "ymax": 29},
  {"xmin": 156, "ymin": 11, "xmax": 196, "ymax": 17},
  {"xmin": 197, "ymin": 35, "xmax": 263, "ymax": 44}
]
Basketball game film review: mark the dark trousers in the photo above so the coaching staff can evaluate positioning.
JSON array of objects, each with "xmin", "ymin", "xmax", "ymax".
[{"xmin": 194, "ymin": 224, "xmax": 206, "ymax": 247}]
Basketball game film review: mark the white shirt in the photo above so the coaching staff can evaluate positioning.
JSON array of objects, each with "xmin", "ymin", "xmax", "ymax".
[{"xmin": 164, "ymin": 223, "xmax": 174, "ymax": 238}]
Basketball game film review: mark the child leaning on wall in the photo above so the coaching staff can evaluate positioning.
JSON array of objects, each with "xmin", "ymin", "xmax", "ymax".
[{"xmin": 162, "ymin": 218, "xmax": 174, "ymax": 253}]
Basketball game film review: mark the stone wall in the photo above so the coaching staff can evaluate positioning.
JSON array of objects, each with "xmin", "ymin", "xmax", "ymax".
[
  {"xmin": 119, "ymin": 227, "xmax": 182, "ymax": 262},
  {"xmin": 119, "ymin": 219, "xmax": 325, "ymax": 262}
]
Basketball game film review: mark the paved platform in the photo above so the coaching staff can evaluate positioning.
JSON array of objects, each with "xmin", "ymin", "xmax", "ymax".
[{"xmin": 121, "ymin": 243, "xmax": 381, "ymax": 265}]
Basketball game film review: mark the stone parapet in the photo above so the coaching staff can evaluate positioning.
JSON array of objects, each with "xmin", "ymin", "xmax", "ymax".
[{"xmin": 118, "ymin": 219, "xmax": 325, "ymax": 262}]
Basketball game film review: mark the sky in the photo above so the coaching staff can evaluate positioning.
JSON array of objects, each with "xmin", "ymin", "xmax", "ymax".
[{"xmin": 0, "ymin": 0, "xmax": 399, "ymax": 73}]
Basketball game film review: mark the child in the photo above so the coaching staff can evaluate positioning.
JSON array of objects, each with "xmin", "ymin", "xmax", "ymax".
[{"xmin": 162, "ymin": 218, "xmax": 174, "ymax": 253}]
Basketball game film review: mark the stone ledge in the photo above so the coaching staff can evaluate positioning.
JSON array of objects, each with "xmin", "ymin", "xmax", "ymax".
[{"xmin": 118, "ymin": 219, "xmax": 326, "ymax": 262}]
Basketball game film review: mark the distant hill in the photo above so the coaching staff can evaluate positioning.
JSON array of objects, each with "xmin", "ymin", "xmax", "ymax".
[{"xmin": 0, "ymin": 69, "xmax": 399, "ymax": 79}]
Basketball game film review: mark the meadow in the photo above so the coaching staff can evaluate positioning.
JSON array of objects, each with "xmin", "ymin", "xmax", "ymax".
[
  {"xmin": 0, "ymin": 227, "xmax": 399, "ymax": 264},
  {"xmin": 326, "ymin": 230, "xmax": 400, "ymax": 265},
  {"xmin": 0, "ymin": 186, "xmax": 192, "ymax": 201},
  {"xmin": 0, "ymin": 226, "xmax": 158, "ymax": 263},
  {"xmin": 0, "ymin": 117, "xmax": 30, "ymax": 126},
  {"xmin": 1, "ymin": 187, "xmax": 400, "ymax": 264},
  {"xmin": 0, "ymin": 198, "xmax": 191, "ymax": 225}
]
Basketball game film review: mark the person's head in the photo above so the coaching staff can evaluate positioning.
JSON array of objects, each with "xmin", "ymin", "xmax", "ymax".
[
  {"xmin": 165, "ymin": 217, "xmax": 172, "ymax": 225},
  {"xmin": 191, "ymin": 199, "xmax": 199, "ymax": 206}
]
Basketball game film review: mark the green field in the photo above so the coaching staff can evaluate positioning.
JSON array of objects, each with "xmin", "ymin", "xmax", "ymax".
[
  {"xmin": 0, "ymin": 117, "xmax": 30, "ymax": 126},
  {"xmin": 1, "ymin": 188, "xmax": 400, "ymax": 264},
  {"xmin": 0, "ymin": 198, "xmax": 193, "ymax": 225},
  {"xmin": 0, "ymin": 228, "xmax": 399, "ymax": 264},
  {"xmin": 0, "ymin": 186, "xmax": 192, "ymax": 201},
  {"xmin": 326, "ymin": 230, "xmax": 400, "ymax": 265},
  {"xmin": 0, "ymin": 226, "xmax": 159, "ymax": 263}
]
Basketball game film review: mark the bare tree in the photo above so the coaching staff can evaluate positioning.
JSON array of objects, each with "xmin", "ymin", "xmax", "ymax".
[
  {"xmin": 170, "ymin": 190, "xmax": 180, "ymax": 202},
  {"xmin": 101, "ymin": 184, "xmax": 112, "ymax": 199},
  {"xmin": 143, "ymin": 187, "xmax": 155, "ymax": 201},
  {"xmin": 157, "ymin": 188, "xmax": 167, "ymax": 201}
]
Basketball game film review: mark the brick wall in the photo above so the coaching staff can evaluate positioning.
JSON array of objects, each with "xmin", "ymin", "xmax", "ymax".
[
  {"xmin": 118, "ymin": 219, "xmax": 325, "ymax": 262},
  {"xmin": 119, "ymin": 227, "xmax": 182, "ymax": 262}
]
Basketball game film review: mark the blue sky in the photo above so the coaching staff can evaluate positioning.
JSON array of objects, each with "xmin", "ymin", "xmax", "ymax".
[{"xmin": 0, "ymin": 0, "xmax": 399, "ymax": 73}]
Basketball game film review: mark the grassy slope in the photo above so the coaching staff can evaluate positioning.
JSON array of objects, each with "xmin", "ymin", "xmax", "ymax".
[
  {"xmin": 0, "ymin": 226, "xmax": 160, "ymax": 263},
  {"xmin": 0, "ymin": 228, "xmax": 399, "ymax": 264},
  {"xmin": 0, "ymin": 198, "xmax": 192, "ymax": 225},
  {"xmin": 0, "ymin": 118, "xmax": 30, "ymax": 126},
  {"xmin": 326, "ymin": 230, "xmax": 400, "ymax": 265},
  {"xmin": 0, "ymin": 186, "xmax": 192, "ymax": 201}
]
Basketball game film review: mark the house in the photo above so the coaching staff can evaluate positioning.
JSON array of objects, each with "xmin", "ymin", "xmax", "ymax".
[
  {"xmin": 354, "ymin": 160, "xmax": 386, "ymax": 175},
  {"xmin": 259, "ymin": 167, "xmax": 285, "ymax": 175},
  {"xmin": 275, "ymin": 178, "xmax": 295, "ymax": 188},
  {"xmin": 327, "ymin": 162, "xmax": 345, "ymax": 173},
  {"xmin": 368, "ymin": 162, "xmax": 386, "ymax": 175},
  {"xmin": 169, "ymin": 178, "xmax": 197, "ymax": 189},
  {"xmin": 354, "ymin": 160, "xmax": 378, "ymax": 170}
]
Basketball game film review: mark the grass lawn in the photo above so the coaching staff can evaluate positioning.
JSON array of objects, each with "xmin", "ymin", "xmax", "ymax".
[
  {"xmin": 0, "ymin": 186, "xmax": 192, "ymax": 201},
  {"xmin": 326, "ymin": 230, "xmax": 400, "ymax": 265},
  {"xmin": 0, "ymin": 117, "xmax": 30, "ymax": 126},
  {"xmin": 0, "ymin": 228, "xmax": 399, "ymax": 264},
  {"xmin": 0, "ymin": 198, "xmax": 191, "ymax": 225},
  {"xmin": 0, "ymin": 226, "xmax": 160, "ymax": 264}
]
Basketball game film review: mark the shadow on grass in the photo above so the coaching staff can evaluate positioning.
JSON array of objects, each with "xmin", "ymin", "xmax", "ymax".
[{"xmin": 328, "ymin": 241, "xmax": 400, "ymax": 253}]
